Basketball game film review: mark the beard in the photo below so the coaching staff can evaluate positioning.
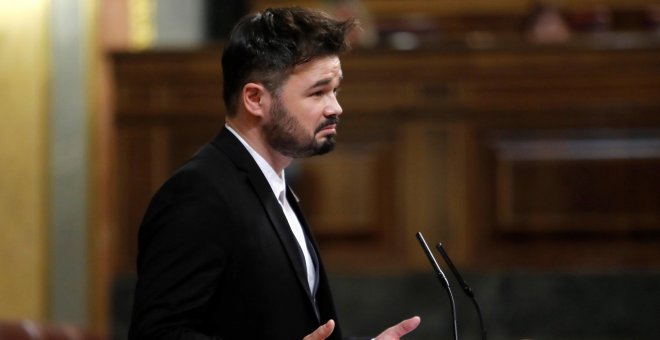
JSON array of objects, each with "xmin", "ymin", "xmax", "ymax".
[{"xmin": 263, "ymin": 96, "xmax": 338, "ymax": 158}]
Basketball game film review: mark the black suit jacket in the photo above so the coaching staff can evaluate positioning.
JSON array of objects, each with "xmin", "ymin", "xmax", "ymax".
[{"xmin": 129, "ymin": 128, "xmax": 344, "ymax": 339}]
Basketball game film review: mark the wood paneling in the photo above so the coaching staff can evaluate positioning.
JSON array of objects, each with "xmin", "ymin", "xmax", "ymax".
[
  {"xmin": 252, "ymin": 0, "xmax": 660, "ymax": 16},
  {"xmin": 252, "ymin": 0, "xmax": 660, "ymax": 35},
  {"xmin": 111, "ymin": 39, "xmax": 660, "ymax": 274},
  {"xmin": 113, "ymin": 50, "xmax": 225, "ymax": 273},
  {"xmin": 491, "ymin": 133, "xmax": 660, "ymax": 234}
]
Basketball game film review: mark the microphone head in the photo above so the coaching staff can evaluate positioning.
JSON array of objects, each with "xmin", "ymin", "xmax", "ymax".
[{"xmin": 416, "ymin": 232, "xmax": 450, "ymax": 289}]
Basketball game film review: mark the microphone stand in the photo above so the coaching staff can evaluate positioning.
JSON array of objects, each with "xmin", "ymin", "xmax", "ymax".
[
  {"xmin": 436, "ymin": 243, "xmax": 487, "ymax": 340},
  {"xmin": 415, "ymin": 232, "xmax": 458, "ymax": 340}
]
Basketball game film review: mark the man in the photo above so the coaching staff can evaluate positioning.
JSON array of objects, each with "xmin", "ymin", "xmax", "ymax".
[{"xmin": 128, "ymin": 7, "xmax": 420, "ymax": 340}]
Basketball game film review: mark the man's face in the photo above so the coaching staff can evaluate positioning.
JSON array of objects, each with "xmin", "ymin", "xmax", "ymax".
[{"xmin": 263, "ymin": 56, "xmax": 343, "ymax": 158}]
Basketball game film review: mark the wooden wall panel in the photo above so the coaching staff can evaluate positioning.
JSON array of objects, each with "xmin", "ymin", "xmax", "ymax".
[
  {"xmin": 116, "ymin": 127, "xmax": 153, "ymax": 273},
  {"xmin": 295, "ymin": 140, "xmax": 401, "ymax": 270},
  {"xmin": 398, "ymin": 123, "xmax": 477, "ymax": 268},
  {"xmin": 491, "ymin": 133, "xmax": 660, "ymax": 235}
]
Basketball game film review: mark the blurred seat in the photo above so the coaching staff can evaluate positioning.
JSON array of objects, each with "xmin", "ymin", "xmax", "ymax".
[
  {"xmin": 0, "ymin": 320, "xmax": 104, "ymax": 340},
  {"xmin": 0, "ymin": 320, "xmax": 40, "ymax": 339}
]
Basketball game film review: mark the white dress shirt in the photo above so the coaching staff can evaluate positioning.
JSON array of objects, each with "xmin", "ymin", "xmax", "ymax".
[{"xmin": 225, "ymin": 125, "xmax": 317, "ymax": 293}]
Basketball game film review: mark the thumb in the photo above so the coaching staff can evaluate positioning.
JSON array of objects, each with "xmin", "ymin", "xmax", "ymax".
[{"xmin": 303, "ymin": 319, "xmax": 335, "ymax": 340}]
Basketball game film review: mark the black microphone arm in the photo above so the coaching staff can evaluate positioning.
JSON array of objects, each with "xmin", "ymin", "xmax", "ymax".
[
  {"xmin": 415, "ymin": 232, "xmax": 458, "ymax": 340},
  {"xmin": 436, "ymin": 243, "xmax": 487, "ymax": 340}
]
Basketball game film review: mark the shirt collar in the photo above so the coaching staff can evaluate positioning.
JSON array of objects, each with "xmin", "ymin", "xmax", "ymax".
[{"xmin": 225, "ymin": 124, "xmax": 286, "ymax": 204}]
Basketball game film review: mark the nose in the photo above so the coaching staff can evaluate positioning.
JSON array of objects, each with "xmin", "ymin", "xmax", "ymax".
[{"xmin": 325, "ymin": 94, "xmax": 343, "ymax": 117}]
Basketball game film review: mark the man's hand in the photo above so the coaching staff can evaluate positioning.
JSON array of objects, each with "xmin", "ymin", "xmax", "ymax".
[
  {"xmin": 374, "ymin": 316, "xmax": 421, "ymax": 340},
  {"xmin": 302, "ymin": 316, "xmax": 420, "ymax": 340},
  {"xmin": 303, "ymin": 319, "xmax": 335, "ymax": 340}
]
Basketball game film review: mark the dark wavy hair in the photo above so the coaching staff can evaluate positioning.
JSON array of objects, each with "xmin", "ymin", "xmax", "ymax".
[{"xmin": 221, "ymin": 7, "xmax": 357, "ymax": 116}]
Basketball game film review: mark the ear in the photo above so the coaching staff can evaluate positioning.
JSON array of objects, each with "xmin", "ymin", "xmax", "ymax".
[{"xmin": 242, "ymin": 82, "xmax": 270, "ymax": 118}]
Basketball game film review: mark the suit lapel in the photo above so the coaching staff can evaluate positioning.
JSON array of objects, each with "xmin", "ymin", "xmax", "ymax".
[{"xmin": 211, "ymin": 128, "xmax": 319, "ymax": 318}]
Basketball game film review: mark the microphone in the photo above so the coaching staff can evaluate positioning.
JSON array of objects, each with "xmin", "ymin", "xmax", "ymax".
[
  {"xmin": 436, "ymin": 243, "xmax": 487, "ymax": 340},
  {"xmin": 415, "ymin": 232, "xmax": 458, "ymax": 340}
]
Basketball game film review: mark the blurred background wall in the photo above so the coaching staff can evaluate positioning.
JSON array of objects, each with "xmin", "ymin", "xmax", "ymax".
[
  {"xmin": 2, "ymin": 0, "xmax": 660, "ymax": 339},
  {"xmin": 1, "ymin": 0, "xmax": 95, "ymax": 328},
  {"xmin": 0, "ymin": 0, "xmax": 50, "ymax": 322}
]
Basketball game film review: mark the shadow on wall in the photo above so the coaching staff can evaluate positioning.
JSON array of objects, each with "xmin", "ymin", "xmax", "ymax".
[{"xmin": 112, "ymin": 271, "xmax": 660, "ymax": 340}]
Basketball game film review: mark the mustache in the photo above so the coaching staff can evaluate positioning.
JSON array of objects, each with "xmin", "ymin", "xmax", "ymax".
[{"xmin": 315, "ymin": 116, "xmax": 339, "ymax": 133}]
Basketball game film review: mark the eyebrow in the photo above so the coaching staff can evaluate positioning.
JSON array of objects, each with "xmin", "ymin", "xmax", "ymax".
[{"xmin": 308, "ymin": 75, "xmax": 343, "ymax": 91}]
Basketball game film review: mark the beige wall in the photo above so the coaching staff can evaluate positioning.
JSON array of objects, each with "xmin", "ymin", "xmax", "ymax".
[{"xmin": 0, "ymin": 1, "xmax": 50, "ymax": 320}]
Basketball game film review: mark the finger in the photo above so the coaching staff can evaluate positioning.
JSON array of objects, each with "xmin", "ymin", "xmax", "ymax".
[
  {"xmin": 377, "ymin": 316, "xmax": 421, "ymax": 339},
  {"xmin": 303, "ymin": 319, "xmax": 335, "ymax": 340}
]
